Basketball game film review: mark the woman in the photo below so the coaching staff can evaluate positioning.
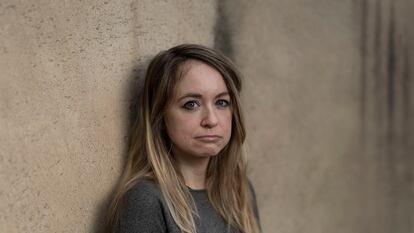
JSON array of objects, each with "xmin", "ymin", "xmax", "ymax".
[{"xmin": 106, "ymin": 44, "xmax": 261, "ymax": 233}]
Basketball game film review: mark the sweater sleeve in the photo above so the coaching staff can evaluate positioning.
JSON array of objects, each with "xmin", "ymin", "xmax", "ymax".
[{"xmin": 117, "ymin": 182, "xmax": 167, "ymax": 233}]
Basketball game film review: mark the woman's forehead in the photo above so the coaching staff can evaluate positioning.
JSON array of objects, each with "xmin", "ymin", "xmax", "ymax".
[{"xmin": 174, "ymin": 60, "xmax": 228, "ymax": 97}]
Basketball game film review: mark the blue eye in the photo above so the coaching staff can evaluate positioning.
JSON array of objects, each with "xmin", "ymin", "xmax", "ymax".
[
  {"xmin": 216, "ymin": 99, "xmax": 230, "ymax": 108},
  {"xmin": 183, "ymin": 100, "xmax": 200, "ymax": 110}
]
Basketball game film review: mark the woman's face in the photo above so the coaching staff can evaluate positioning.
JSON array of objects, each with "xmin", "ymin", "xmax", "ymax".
[{"xmin": 164, "ymin": 59, "xmax": 232, "ymax": 160}]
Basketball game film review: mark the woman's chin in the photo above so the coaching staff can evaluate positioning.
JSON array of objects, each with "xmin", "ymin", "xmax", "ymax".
[{"xmin": 195, "ymin": 148, "xmax": 223, "ymax": 157}]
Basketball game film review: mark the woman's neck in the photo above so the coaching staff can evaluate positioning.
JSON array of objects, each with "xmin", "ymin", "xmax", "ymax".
[
  {"xmin": 172, "ymin": 149, "xmax": 210, "ymax": 190},
  {"xmin": 179, "ymin": 163, "xmax": 208, "ymax": 190}
]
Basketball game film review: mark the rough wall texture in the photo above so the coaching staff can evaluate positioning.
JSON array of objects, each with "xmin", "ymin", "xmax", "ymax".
[
  {"xmin": 1, "ymin": 1, "xmax": 413, "ymax": 233},
  {"xmin": 217, "ymin": 0, "xmax": 413, "ymax": 233},
  {"xmin": 0, "ymin": 1, "xmax": 216, "ymax": 232}
]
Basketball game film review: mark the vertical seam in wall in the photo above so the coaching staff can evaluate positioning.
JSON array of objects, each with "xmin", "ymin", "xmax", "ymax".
[
  {"xmin": 385, "ymin": 2, "xmax": 401, "ymax": 231},
  {"xmin": 359, "ymin": 0, "xmax": 368, "ymax": 140},
  {"xmin": 374, "ymin": 0, "xmax": 383, "ymax": 140},
  {"xmin": 387, "ymin": 1, "xmax": 396, "ymax": 148}
]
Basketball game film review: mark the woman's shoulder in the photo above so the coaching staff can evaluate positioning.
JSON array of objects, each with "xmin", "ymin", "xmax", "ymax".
[
  {"xmin": 116, "ymin": 177, "xmax": 169, "ymax": 232},
  {"xmin": 123, "ymin": 177, "xmax": 163, "ymax": 205}
]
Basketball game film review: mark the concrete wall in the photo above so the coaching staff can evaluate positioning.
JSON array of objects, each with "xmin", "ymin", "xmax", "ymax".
[
  {"xmin": 0, "ymin": 1, "xmax": 217, "ymax": 232},
  {"xmin": 1, "ymin": 0, "xmax": 413, "ymax": 233},
  {"xmin": 218, "ymin": 0, "xmax": 413, "ymax": 233},
  {"xmin": 223, "ymin": 1, "xmax": 369, "ymax": 232}
]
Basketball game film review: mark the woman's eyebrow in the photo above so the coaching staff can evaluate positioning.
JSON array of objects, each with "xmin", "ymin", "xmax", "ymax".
[
  {"xmin": 178, "ymin": 92, "xmax": 229, "ymax": 101},
  {"xmin": 216, "ymin": 92, "xmax": 229, "ymax": 98},
  {"xmin": 178, "ymin": 93, "xmax": 202, "ymax": 101}
]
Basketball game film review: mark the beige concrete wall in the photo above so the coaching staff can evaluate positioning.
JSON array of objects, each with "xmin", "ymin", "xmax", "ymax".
[
  {"xmin": 1, "ymin": 0, "xmax": 413, "ymax": 233},
  {"xmin": 225, "ymin": 1, "xmax": 369, "ymax": 232},
  {"xmin": 0, "ymin": 1, "xmax": 216, "ymax": 232},
  {"xmin": 219, "ymin": 0, "xmax": 414, "ymax": 233}
]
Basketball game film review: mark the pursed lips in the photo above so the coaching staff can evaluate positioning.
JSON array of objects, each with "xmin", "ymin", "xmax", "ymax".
[{"xmin": 194, "ymin": 135, "xmax": 222, "ymax": 142}]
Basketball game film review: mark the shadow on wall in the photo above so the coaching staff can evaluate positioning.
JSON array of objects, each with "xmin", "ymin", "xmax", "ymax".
[
  {"xmin": 213, "ymin": 0, "xmax": 235, "ymax": 59},
  {"xmin": 89, "ymin": 0, "xmax": 236, "ymax": 231},
  {"xmin": 90, "ymin": 57, "xmax": 151, "ymax": 233}
]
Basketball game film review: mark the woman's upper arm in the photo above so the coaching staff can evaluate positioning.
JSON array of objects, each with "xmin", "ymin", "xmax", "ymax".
[{"xmin": 117, "ymin": 185, "xmax": 167, "ymax": 233}]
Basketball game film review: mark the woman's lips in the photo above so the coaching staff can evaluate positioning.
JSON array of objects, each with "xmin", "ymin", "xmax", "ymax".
[{"xmin": 195, "ymin": 135, "xmax": 222, "ymax": 142}]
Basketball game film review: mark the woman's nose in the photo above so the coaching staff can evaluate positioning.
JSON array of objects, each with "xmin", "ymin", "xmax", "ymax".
[{"xmin": 201, "ymin": 105, "xmax": 218, "ymax": 128}]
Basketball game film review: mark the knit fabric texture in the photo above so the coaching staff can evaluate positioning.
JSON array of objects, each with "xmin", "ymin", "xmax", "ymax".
[{"xmin": 113, "ymin": 178, "xmax": 261, "ymax": 233}]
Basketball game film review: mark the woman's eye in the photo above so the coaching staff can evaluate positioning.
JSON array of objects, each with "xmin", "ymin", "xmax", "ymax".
[
  {"xmin": 183, "ymin": 100, "xmax": 200, "ymax": 110},
  {"xmin": 216, "ymin": 99, "xmax": 230, "ymax": 108}
]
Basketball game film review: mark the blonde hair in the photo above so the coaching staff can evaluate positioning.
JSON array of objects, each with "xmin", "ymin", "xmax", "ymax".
[{"xmin": 106, "ymin": 44, "xmax": 260, "ymax": 233}]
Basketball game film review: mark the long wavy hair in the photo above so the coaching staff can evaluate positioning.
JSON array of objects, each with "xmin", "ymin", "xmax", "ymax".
[{"xmin": 106, "ymin": 44, "xmax": 260, "ymax": 233}]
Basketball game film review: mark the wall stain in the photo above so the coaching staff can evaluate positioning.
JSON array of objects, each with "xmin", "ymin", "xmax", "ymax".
[
  {"xmin": 373, "ymin": 0, "xmax": 383, "ymax": 137},
  {"xmin": 359, "ymin": 0, "xmax": 367, "ymax": 132},
  {"xmin": 358, "ymin": 0, "xmax": 414, "ymax": 231},
  {"xmin": 213, "ymin": 0, "xmax": 234, "ymax": 59},
  {"xmin": 386, "ymin": 1, "xmax": 396, "ymax": 147}
]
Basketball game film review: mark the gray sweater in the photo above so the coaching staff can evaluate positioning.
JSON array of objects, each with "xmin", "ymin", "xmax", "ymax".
[{"xmin": 114, "ymin": 178, "xmax": 261, "ymax": 233}]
